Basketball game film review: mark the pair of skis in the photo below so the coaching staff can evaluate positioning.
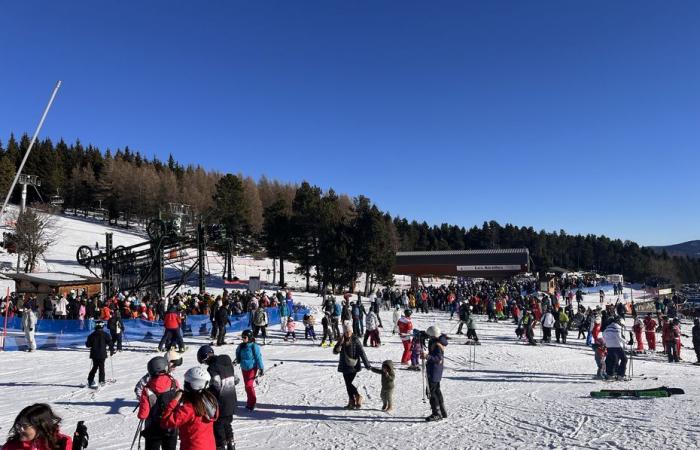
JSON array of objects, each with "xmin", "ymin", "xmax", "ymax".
[{"xmin": 590, "ymin": 386, "xmax": 685, "ymax": 399}]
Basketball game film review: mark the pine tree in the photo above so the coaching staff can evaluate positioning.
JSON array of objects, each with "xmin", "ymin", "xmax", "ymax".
[{"xmin": 212, "ymin": 174, "xmax": 249, "ymax": 248}]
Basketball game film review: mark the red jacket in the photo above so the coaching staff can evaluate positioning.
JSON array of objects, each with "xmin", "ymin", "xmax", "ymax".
[
  {"xmin": 163, "ymin": 311, "xmax": 181, "ymax": 330},
  {"xmin": 397, "ymin": 316, "xmax": 413, "ymax": 341},
  {"xmin": 138, "ymin": 373, "xmax": 181, "ymax": 420},
  {"xmin": 2, "ymin": 433, "xmax": 72, "ymax": 450},
  {"xmin": 643, "ymin": 317, "xmax": 657, "ymax": 332},
  {"xmin": 161, "ymin": 398, "xmax": 218, "ymax": 450}
]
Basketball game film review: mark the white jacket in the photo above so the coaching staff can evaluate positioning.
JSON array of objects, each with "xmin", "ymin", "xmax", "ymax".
[
  {"xmin": 602, "ymin": 322, "xmax": 626, "ymax": 348},
  {"xmin": 365, "ymin": 311, "xmax": 378, "ymax": 331},
  {"xmin": 542, "ymin": 312, "xmax": 555, "ymax": 328}
]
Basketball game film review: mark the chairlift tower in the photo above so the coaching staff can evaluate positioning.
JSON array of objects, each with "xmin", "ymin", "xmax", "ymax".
[{"xmin": 18, "ymin": 174, "xmax": 41, "ymax": 212}]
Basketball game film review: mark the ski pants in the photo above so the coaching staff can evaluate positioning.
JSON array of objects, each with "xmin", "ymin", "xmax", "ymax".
[
  {"xmin": 428, "ymin": 381, "xmax": 446, "ymax": 417},
  {"xmin": 542, "ymin": 327, "xmax": 551, "ymax": 342},
  {"xmin": 694, "ymin": 341, "xmax": 700, "ymax": 363},
  {"xmin": 110, "ymin": 332, "xmax": 122, "ymax": 353},
  {"xmin": 213, "ymin": 415, "xmax": 234, "ymax": 448},
  {"xmin": 467, "ymin": 329, "xmax": 479, "ymax": 342},
  {"xmin": 331, "ymin": 318, "xmax": 341, "ymax": 341},
  {"xmin": 210, "ymin": 320, "xmax": 218, "ymax": 339},
  {"xmin": 456, "ymin": 321, "xmax": 466, "ymax": 334},
  {"xmin": 305, "ymin": 326, "xmax": 315, "ymax": 339},
  {"xmin": 159, "ymin": 329, "xmax": 183, "ymax": 351},
  {"xmin": 342, "ymin": 372, "xmax": 359, "ymax": 401},
  {"xmin": 253, "ymin": 325, "xmax": 267, "ymax": 341},
  {"xmin": 401, "ymin": 340, "xmax": 412, "ymax": 364},
  {"xmin": 88, "ymin": 358, "xmax": 106, "ymax": 383},
  {"xmin": 24, "ymin": 329, "xmax": 36, "ymax": 351},
  {"xmin": 605, "ymin": 347, "xmax": 627, "ymax": 377},
  {"xmin": 216, "ymin": 324, "xmax": 227, "ymax": 346},
  {"xmin": 666, "ymin": 340, "xmax": 679, "ymax": 362},
  {"xmin": 321, "ymin": 326, "xmax": 331, "ymax": 344},
  {"xmin": 645, "ymin": 331, "xmax": 656, "ymax": 350},
  {"xmin": 144, "ymin": 433, "xmax": 177, "ymax": 450},
  {"xmin": 242, "ymin": 368, "xmax": 257, "ymax": 409},
  {"xmin": 634, "ymin": 329, "xmax": 644, "ymax": 351}
]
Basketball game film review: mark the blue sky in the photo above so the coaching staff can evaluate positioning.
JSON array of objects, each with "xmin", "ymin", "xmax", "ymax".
[{"xmin": 1, "ymin": 1, "xmax": 698, "ymax": 246}]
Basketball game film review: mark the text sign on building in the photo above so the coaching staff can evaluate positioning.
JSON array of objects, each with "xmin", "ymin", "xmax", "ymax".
[
  {"xmin": 658, "ymin": 288, "xmax": 673, "ymax": 296},
  {"xmin": 456, "ymin": 265, "xmax": 522, "ymax": 271}
]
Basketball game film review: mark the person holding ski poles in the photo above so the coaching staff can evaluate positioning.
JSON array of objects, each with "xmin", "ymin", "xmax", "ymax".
[
  {"xmin": 334, "ymin": 320, "xmax": 372, "ymax": 409},
  {"xmin": 235, "ymin": 329, "xmax": 264, "ymax": 411},
  {"xmin": 86, "ymin": 320, "xmax": 111, "ymax": 388},
  {"xmin": 422, "ymin": 325, "xmax": 448, "ymax": 421},
  {"xmin": 397, "ymin": 310, "xmax": 414, "ymax": 364}
]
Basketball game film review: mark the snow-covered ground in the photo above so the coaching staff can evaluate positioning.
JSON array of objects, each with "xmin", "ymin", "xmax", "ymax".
[{"xmin": 0, "ymin": 211, "xmax": 698, "ymax": 449}]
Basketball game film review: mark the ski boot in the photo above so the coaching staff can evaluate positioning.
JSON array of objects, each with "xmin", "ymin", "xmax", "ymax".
[
  {"xmin": 88, "ymin": 380, "xmax": 98, "ymax": 389},
  {"xmin": 344, "ymin": 398, "xmax": 356, "ymax": 409},
  {"xmin": 425, "ymin": 413, "xmax": 442, "ymax": 422}
]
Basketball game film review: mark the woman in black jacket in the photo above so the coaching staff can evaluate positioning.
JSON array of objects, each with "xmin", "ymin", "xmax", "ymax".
[{"xmin": 333, "ymin": 320, "xmax": 371, "ymax": 409}]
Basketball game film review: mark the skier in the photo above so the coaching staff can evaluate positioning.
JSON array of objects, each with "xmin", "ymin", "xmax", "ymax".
[
  {"xmin": 284, "ymin": 317, "xmax": 296, "ymax": 342},
  {"xmin": 161, "ymin": 367, "xmax": 219, "ymax": 450},
  {"xmin": 363, "ymin": 308, "xmax": 380, "ymax": 347},
  {"xmin": 409, "ymin": 329, "xmax": 425, "ymax": 371},
  {"xmin": 197, "ymin": 345, "xmax": 238, "ymax": 450},
  {"xmin": 2, "ymin": 403, "xmax": 72, "ymax": 450},
  {"xmin": 370, "ymin": 360, "xmax": 396, "ymax": 412},
  {"xmin": 456, "ymin": 301, "xmax": 470, "ymax": 335},
  {"xmin": 391, "ymin": 306, "xmax": 401, "ymax": 335},
  {"xmin": 422, "ymin": 325, "xmax": 448, "ymax": 421},
  {"xmin": 397, "ymin": 309, "xmax": 414, "ymax": 364},
  {"xmin": 85, "ymin": 320, "xmax": 112, "ymax": 388},
  {"xmin": 632, "ymin": 316, "xmax": 644, "ymax": 352},
  {"xmin": 643, "ymin": 313, "xmax": 657, "ymax": 351},
  {"xmin": 21, "ymin": 305, "xmax": 37, "ymax": 352},
  {"xmin": 107, "ymin": 309, "xmax": 124, "ymax": 355},
  {"xmin": 235, "ymin": 330, "xmax": 264, "ymax": 411},
  {"xmin": 137, "ymin": 356, "xmax": 180, "ymax": 450},
  {"xmin": 602, "ymin": 316, "xmax": 628, "ymax": 380},
  {"xmin": 159, "ymin": 306, "xmax": 185, "ymax": 352},
  {"xmin": 319, "ymin": 312, "xmax": 332, "ymax": 347},
  {"xmin": 302, "ymin": 313, "xmax": 316, "ymax": 340},
  {"xmin": 557, "ymin": 308, "xmax": 569, "ymax": 344},
  {"xmin": 333, "ymin": 321, "xmax": 372, "ymax": 409},
  {"xmin": 541, "ymin": 308, "xmax": 554, "ymax": 343},
  {"xmin": 213, "ymin": 300, "xmax": 230, "ymax": 346},
  {"xmin": 251, "ymin": 305, "xmax": 268, "ymax": 345},
  {"xmin": 592, "ymin": 337, "xmax": 607, "ymax": 379},
  {"xmin": 466, "ymin": 314, "xmax": 479, "ymax": 344},
  {"xmin": 692, "ymin": 318, "xmax": 700, "ymax": 365},
  {"xmin": 668, "ymin": 318, "xmax": 681, "ymax": 363}
]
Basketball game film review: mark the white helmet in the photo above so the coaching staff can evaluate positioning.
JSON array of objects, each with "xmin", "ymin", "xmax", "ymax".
[
  {"xmin": 426, "ymin": 325, "xmax": 441, "ymax": 337},
  {"xmin": 184, "ymin": 366, "xmax": 210, "ymax": 391}
]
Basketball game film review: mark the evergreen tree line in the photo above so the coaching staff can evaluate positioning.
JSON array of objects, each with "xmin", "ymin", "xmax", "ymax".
[{"xmin": 1, "ymin": 133, "xmax": 698, "ymax": 287}]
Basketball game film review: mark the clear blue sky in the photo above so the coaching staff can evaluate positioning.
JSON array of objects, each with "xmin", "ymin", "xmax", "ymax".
[{"xmin": 1, "ymin": 1, "xmax": 698, "ymax": 246}]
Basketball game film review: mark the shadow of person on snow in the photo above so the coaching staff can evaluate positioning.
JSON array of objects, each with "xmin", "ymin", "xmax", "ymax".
[{"xmin": 239, "ymin": 403, "xmax": 424, "ymax": 423}]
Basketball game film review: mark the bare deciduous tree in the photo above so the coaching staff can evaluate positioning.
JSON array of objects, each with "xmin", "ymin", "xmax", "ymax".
[{"xmin": 13, "ymin": 208, "xmax": 56, "ymax": 273}]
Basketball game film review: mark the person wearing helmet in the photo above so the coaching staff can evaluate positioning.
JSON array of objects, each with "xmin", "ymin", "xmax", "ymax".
[
  {"xmin": 692, "ymin": 318, "xmax": 700, "ymax": 365},
  {"xmin": 85, "ymin": 320, "xmax": 112, "ymax": 388},
  {"xmin": 137, "ymin": 356, "xmax": 181, "ymax": 450},
  {"xmin": 135, "ymin": 350, "xmax": 183, "ymax": 400},
  {"xmin": 397, "ymin": 310, "xmax": 413, "ymax": 364},
  {"xmin": 235, "ymin": 330, "xmax": 264, "ymax": 410},
  {"xmin": 161, "ymin": 367, "xmax": 218, "ymax": 450},
  {"xmin": 422, "ymin": 325, "xmax": 448, "ymax": 421},
  {"xmin": 197, "ymin": 345, "xmax": 238, "ymax": 450}
]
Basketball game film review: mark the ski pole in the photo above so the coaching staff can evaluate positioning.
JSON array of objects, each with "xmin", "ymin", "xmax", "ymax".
[
  {"xmin": 129, "ymin": 420, "xmax": 143, "ymax": 450},
  {"xmin": 109, "ymin": 354, "xmax": 115, "ymax": 381},
  {"xmin": 421, "ymin": 356, "xmax": 426, "ymax": 403}
]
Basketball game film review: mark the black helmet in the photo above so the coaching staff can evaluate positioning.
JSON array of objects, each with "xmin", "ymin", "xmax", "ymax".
[
  {"xmin": 197, "ymin": 345, "xmax": 215, "ymax": 364},
  {"xmin": 147, "ymin": 356, "xmax": 168, "ymax": 376},
  {"xmin": 242, "ymin": 329, "xmax": 253, "ymax": 339},
  {"xmin": 404, "ymin": 309, "xmax": 412, "ymax": 317},
  {"xmin": 95, "ymin": 320, "xmax": 105, "ymax": 329}
]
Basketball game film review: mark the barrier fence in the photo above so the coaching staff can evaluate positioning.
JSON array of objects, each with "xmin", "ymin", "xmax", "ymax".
[{"xmin": 0, "ymin": 307, "xmax": 309, "ymax": 352}]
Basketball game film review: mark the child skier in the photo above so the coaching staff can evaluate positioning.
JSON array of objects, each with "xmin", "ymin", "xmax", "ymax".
[
  {"xmin": 466, "ymin": 314, "xmax": 480, "ymax": 344},
  {"xmin": 303, "ymin": 314, "xmax": 316, "ymax": 340},
  {"xmin": 161, "ymin": 367, "xmax": 219, "ymax": 450},
  {"xmin": 85, "ymin": 320, "xmax": 112, "ymax": 388},
  {"xmin": 370, "ymin": 360, "xmax": 396, "ymax": 412},
  {"xmin": 409, "ymin": 329, "xmax": 425, "ymax": 371},
  {"xmin": 633, "ymin": 316, "xmax": 645, "ymax": 352},
  {"xmin": 137, "ymin": 356, "xmax": 180, "ymax": 450},
  {"xmin": 592, "ymin": 337, "xmax": 607, "ymax": 379},
  {"xmin": 320, "ymin": 312, "xmax": 332, "ymax": 347},
  {"xmin": 284, "ymin": 317, "xmax": 296, "ymax": 342}
]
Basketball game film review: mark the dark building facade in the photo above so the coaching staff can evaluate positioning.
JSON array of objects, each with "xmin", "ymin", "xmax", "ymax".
[{"xmin": 393, "ymin": 249, "xmax": 530, "ymax": 279}]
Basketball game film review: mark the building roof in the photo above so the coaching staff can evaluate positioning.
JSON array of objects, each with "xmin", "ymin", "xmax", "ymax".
[{"xmin": 1, "ymin": 272, "xmax": 103, "ymax": 287}]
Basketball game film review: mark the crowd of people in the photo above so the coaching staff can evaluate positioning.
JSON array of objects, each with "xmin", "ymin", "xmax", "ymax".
[{"xmin": 2, "ymin": 276, "xmax": 699, "ymax": 449}]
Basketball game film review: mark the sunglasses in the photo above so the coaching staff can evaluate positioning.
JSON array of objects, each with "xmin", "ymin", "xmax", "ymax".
[{"xmin": 16, "ymin": 422, "xmax": 34, "ymax": 430}]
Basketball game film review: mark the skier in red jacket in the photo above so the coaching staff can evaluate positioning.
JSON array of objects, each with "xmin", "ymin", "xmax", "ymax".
[
  {"xmin": 397, "ymin": 310, "xmax": 414, "ymax": 364},
  {"xmin": 159, "ymin": 306, "xmax": 185, "ymax": 352},
  {"xmin": 643, "ymin": 313, "xmax": 657, "ymax": 351},
  {"xmin": 161, "ymin": 367, "xmax": 219, "ymax": 450}
]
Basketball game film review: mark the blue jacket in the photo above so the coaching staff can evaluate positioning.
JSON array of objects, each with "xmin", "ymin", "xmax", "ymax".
[
  {"xmin": 235, "ymin": 342, "xmax": 264, "ymax": 372},
  {"xmin": 426, "ymin": 335, "xmax": 448, "ymax": 383}
]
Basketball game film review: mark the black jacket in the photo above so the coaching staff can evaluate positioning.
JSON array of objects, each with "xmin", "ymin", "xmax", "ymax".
[
  {"xmin": 206, "ymin": 354, "xmax": 238, "ymax": 416},
  {"xmin": 86, "ymin": 329, "xmax": 112, "ymax": 360},
  {"xmin": 215, "ymin": 306, "xmax": 230, "ymax": 327},
  {"xmin": 333, "ymin": 335, "xmax": 370, "ymax": 374},
  {"xmin": 108, "ymin": 315, "xmax": 124, "ymax": 335}
]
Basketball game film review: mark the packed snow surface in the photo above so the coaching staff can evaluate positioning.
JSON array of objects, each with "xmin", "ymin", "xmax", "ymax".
[{"xmin": 0, "ymin": 212, "xmax": 698, "ymax": 449}]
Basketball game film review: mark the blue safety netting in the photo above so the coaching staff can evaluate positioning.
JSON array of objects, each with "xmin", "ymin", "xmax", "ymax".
[{"xmin": 1, "ymin": 306, "xmax": 309, "ymax": 352}]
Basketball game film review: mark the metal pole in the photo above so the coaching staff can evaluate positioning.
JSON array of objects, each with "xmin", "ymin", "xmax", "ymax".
[
  {"xmin": 2, "ymin": 288, "xmax": 10, "ymax": 351},
  {"xmin": 0, "ymin": 81, "xmax": 62, "ymax": 225},
  {"xmin": 20, "ymin": 184, "xmax": 27, "ymax": 212}
]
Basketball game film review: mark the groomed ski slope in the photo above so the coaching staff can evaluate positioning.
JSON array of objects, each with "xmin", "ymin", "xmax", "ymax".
[
  {"xmin": 0, "ymin": 212, "xmax": 698, "ymax": 449},
  {"xmin": 1, "ymin": 292, "xmax": 698, "ymax": 450}
]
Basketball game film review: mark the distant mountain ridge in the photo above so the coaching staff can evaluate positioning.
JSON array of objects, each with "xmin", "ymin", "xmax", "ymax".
[{"xmin": 650, "ymin": 240, "xmax": 700, "ymax": 259}]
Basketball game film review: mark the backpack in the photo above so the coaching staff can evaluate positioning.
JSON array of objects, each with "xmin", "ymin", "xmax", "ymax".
[
  {"xmin": 333, "ymin": 303, "xmax": 342, "ymax": 317},
  {"xmin": 254, "ymin": 308, "xmax": 266, "ymax": 326},
  {"xmin": 143, "ymin": 377, "xmax": 179, "ymax": 436}
]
